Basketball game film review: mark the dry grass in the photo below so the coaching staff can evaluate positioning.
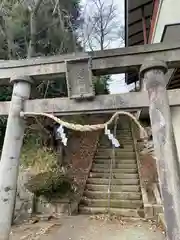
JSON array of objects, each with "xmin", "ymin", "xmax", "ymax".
[
  {"xmin": 19, "ymin": 133, "xmax": 73, "ymax": 199},
  {"xmin": 21, "ymin": 146, "xmax": 57, "ymax": 174},
  {"xmin": 20, "ymin": 133, "xmax": 58, "ymax": 175}
]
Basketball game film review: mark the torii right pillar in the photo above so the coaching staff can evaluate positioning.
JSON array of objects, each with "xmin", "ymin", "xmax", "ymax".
[{"xmin": 140, "ymin": 60, "xmax": 180, "ymax": 240}]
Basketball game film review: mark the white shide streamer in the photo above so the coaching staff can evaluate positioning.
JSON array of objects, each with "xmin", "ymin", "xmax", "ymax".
[
  {"xmin": 104, "ymin": 125, "xmax": 120, "ymax": 148},
  {"xmin": 57, "ymin": 125, "xmax": 68, "ymax": 146}
]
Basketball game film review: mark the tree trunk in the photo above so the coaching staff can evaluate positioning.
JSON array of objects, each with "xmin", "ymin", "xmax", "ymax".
[{"xmin": 27, "ymin": 0, "xmax": 43, "ymax": 58}]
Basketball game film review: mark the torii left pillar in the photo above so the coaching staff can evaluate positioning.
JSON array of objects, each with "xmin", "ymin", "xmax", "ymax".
[{"xmin": 0, "ymin": 76, "xmax": 32, "ymax": 240}]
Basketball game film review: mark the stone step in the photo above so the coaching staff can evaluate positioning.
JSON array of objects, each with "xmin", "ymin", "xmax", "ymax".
[
  {"xmin": 100, "ymin": 138, "xmax": 134, "ymax": 143},
  {"xmin": 116, "ymin": 125, "xmax": 131, "ymax": 129},
  {"xmin": 94, "ymin": 159, "xmax": 136, "ymax": 164},
  {"xmin": 98, "ymin": 146, "xmax": 134, "ymax": 150},
  {"xmin": 92, "ymin": 163, "xmax": 137, "ymax": 169},
  {"xmin": 99, "ymin": 146, "xmax": 134, "ymax": 150},
  {"xmin": 100, "ymin": 139, "xmax": 133, "ymax": 144},
  {"xmin": 79, "ymin": 206, "xmax": 144, "ymax": 217},
  {"xmin": 101, "ymin": 135, "xmax": 132, "ymax": 140},
  {"xmin": 99, "ymin": 146, "xmax": 134, "ymax": 151},
  {"xmin": 116, "ymin": 122, "xmax": 131, "ymax": 127},
  {"xmin": 89, "ymin": 172, "xmax": 139, "ymax": 179},
  {"xmin": 102, "ymin": 132, "xmax": 132, "ymax": 137},
  {"xmin": 91, "ymin": 168, "xmax": 138, "ymax": 174},
  {"xmin": 96, "ymin": 149, "xmax": 135, "ymax": 155},
  {"xmin": 84, "ymin": 191, "xmax": 142, "ymax": 200},
  {"xmin": 99, "ymin": 144, "xmax": 134, "ymax": 149},
  {"xmin": 81, "ymin": 199, "xmax": 143, "ymax": 209},
  {"xmin": 114, "ymin": 129, "xmax": 131, "ymax": 132},
  {"xmin": 99, "ymin": 142, "xmax": 134, "ymax": 147},
  {"xmin": 86, "ymin": 184, "xmax": 140, "ymax": 192},
  {"xmin": 87, "ymin": 178, "xmax": 140, "ymax": 185},
  {"xmin": 95, "ymin": 153, "xmax": 136, "ymax": 159},
  {"xmin": 100, "ymin": 134, "xmax": 132, "ymax": 140},
  {"xmin": 116, "ymin": 130, "xmax": 132, "ymax": 134},
  {"xmin": 89, "ymin": 172, "xmax": 138, "ymax": 179}
]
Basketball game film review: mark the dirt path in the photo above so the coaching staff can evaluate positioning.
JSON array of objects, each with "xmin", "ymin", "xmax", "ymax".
[
  {"xmin": 11, "ymin": 215, "xmax": 165, "ymax": 240},
  {"xmin": 53, "ymin": 215, "xmax": 165, "ymax": 240}
]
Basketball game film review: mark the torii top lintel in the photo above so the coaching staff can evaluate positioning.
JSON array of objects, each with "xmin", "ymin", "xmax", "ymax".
[{"xmin": 0, "ymin": 42, "xmax": 179, "ymax": 85}]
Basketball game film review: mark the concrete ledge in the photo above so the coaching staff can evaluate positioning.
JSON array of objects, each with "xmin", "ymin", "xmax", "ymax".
[
  {"xmin": 140, "ymin": 187, "xmax": 154, "ymax": 219},
  {"xmin": 36, "ymin": 196, "xmax": 79, "ymax": 216},
  {"xmin": 152, "ymin": 183, "xmax": 162, "ymax": 205},
  {"xmin": 144, "ymin": 204, "xmax": 154, "ymax": 219},
  {"xmin": 153, "ymin": 204, "xmax": 163, "ymax": 216}
]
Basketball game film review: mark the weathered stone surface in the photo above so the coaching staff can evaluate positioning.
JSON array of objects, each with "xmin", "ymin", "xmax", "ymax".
[
  {"xmin": 0, "ymin": 41, "xmax": 180, "ymax": 84},
  {"xmin": 138, "ymin": 127, "xmax": 157, "ymax": 188},
  {"xmin": 14, "ymin": 168, "xmax": 35, "ymax": 224}
]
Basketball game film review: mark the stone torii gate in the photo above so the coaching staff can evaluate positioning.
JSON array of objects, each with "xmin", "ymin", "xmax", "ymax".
[{"xmin": 0, "ymin": 42, "xmax": 180, "ymax": 239}]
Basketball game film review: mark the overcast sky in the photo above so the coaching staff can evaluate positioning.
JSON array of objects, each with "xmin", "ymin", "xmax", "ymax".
[{"xmin": 81, "ymin": 0, "xmax": 134, "ymax": 93}]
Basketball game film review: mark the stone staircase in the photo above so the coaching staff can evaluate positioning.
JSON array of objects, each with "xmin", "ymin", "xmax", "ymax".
[{"xmin": 79, "ymin": 118, "xmax": 144, "ymax": 218}]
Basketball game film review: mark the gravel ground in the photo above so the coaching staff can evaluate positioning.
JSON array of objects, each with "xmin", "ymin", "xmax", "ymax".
[{"xmin": 11, "ymin": 215, "xmax": 166, "ymax": 240}]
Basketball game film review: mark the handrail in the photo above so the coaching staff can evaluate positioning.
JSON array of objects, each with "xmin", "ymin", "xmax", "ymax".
[{"xmin": 107, "ymin": 116, "xmax": 119, "ymax": 213}]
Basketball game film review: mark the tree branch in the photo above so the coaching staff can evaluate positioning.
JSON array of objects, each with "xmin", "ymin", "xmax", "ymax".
[{"xmin": 102, "ymin": 1, "xmax": 116, "ymax": 32}]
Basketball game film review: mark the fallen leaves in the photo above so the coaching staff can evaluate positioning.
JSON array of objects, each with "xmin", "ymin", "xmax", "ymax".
[
  {"xmin": 20, "ymin": 223, "xmax": 61, "ymax": 240},
  {"xmin": 89, "ymin": 214, "xmax": 125, "ymax": 225}
]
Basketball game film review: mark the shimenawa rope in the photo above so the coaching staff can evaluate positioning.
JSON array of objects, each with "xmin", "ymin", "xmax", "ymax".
[{"xmin": 20, "ymin": 111, "xmax": 147, "ymax": 139}]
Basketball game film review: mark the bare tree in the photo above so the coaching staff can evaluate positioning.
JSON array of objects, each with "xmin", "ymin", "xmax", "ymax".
[
  {"xmin": 80, "ymin": 0, "xmax": 124, "ymax": 51},
  {"xmin": 78, "ymin": 0, "xmax": 125, "ymax": 95}
]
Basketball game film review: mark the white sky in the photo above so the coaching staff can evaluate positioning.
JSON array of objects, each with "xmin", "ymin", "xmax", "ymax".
[{"xmin": 81, "ymin": 0, "xmax": 135, "ymax": 94}]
